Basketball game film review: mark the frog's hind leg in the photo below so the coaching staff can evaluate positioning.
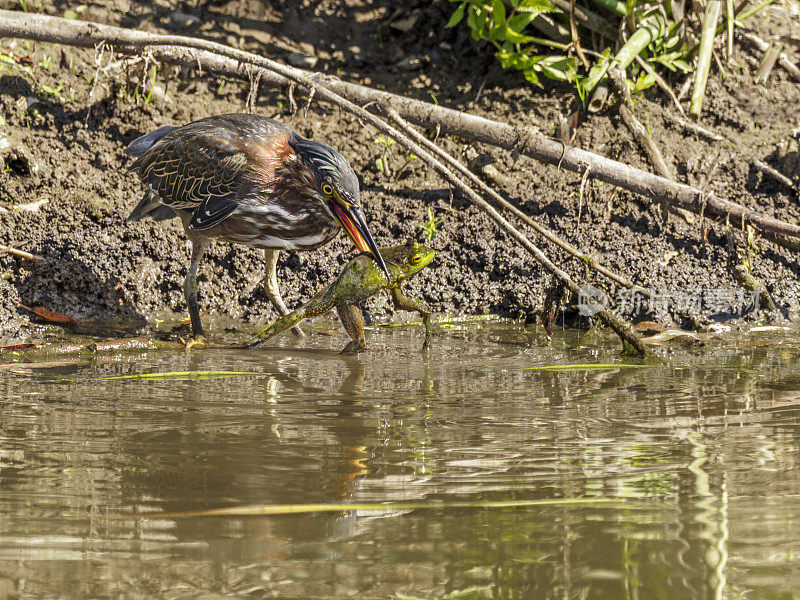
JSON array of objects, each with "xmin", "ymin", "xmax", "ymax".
[
  {"xmin": 389, "ymin": 287, "xmax": 432, "ymax": 349},
  {"xmin": 246, "ymin": 309, "xmax": 305, "ymax": 350},
  {"xmin": 337, "ymin": 303, "xmax": 367, "ymax": 354}
]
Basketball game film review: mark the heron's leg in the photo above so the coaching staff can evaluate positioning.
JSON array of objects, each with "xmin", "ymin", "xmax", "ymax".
[
  {"xmin": 337, "ymin": 303, "xmax": 367, "ymax": 354},
  {"xmin": 264, "ymin": 249, "xmax": 304, "ymax": 338},
  {"xmin": 185, "ymin": 238, "xmax": 210, "ymax": 339}
]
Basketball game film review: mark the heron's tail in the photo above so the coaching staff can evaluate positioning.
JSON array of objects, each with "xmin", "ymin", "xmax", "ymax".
[{"xmin": 127, "ymin": 189, "xmax": 177, "ymax": 222}]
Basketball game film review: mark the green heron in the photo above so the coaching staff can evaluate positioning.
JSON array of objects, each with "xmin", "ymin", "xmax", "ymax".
[{"xmin": 125, "ymin": 113, "xmax": 389, "ymax": 342}]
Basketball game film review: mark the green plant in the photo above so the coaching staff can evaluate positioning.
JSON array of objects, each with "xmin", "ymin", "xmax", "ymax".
[
  {"xmin": 374, "ymin": 135, "xmax": 418, "ymax": 181},
  {"xmin": 446, "ymin": 0, "xmax": 775, "ymax": 108},
  {"xmin": 143, "ymin": 64, "xmax": 158, "ymax": 104},
  {"xmin": 421, "ymin": 207, "xmax": 443, "ymax": 241},
  {"xmin": 39, "ymin": 82, "xmax": 63, "ymax": 99},
  {"xmin": 374, "ymin": 134, "xmax": 396, "ymax": 177}
]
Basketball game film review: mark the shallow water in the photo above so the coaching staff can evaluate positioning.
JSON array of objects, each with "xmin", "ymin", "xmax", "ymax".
[{"xmin": 2, "ymin": 319, "xmax": 800, "ymax": 599}]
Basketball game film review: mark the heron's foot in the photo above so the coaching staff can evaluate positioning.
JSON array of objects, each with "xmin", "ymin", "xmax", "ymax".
[
  {"xmin": 244, "ymin": 337, "xmax": 266, "ymax": 350},
  {"xmin": 340, "ymin": 341, "xmax": 366, "ymax": 355}
]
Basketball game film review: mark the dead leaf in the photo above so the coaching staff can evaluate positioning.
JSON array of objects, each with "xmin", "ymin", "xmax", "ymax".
[
  {"xmin": 634, "ymin": 321, "xmax": 666, "ymax": 334},
  {"xmin": 19, "ymin": 304, "xmax": 77, "ymax": 327},
  {"xmin": 0, "ymin": 343, "xmax": 35, "ymax": 351}
]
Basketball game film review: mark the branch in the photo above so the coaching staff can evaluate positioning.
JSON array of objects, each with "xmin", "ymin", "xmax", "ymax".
[{"xmin": 1, "ymin": 11, "xmax": 798, "ymax": 248}]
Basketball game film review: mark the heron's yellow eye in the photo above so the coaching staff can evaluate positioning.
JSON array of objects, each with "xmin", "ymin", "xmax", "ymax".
[{"xmin": 321, "ymin": 183, "xmax": 334, "ymax": 196}]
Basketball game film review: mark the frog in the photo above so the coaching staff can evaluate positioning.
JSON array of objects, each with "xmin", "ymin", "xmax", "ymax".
[{"xmin": 246, "ymin": 240, "xmax": 435, "ymax": 353}]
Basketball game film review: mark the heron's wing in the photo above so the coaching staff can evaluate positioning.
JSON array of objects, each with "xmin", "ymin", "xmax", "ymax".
[
  {"xmin": 130, "ymin": 120, "xmax": 251, "ymax": 224},
  {"xmin": 188, "ymin": 195, "xmax": 240, "ymax": 230}
]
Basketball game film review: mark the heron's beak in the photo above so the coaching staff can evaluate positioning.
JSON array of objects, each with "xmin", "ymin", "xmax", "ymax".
[{"xmin": 331, "ymin": 203, "xmax": 391, "ymax": 282}]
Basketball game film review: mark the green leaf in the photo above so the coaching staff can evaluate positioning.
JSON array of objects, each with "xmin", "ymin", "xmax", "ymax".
[
  {"xmin": 492, "ymin": 0, "xmax": 506, "ymax": 28},
  {"xmin": 517, "ymin": 0, "xmax": 557, "ymax": 12},
  {"xmin": 523, "ymin": 68, "xmax": 542, "ymax": 87},
  {"xmin": 507, "ymin": 11, "xmax": 536, "ymax": 32},
  {"xmin": 445, "ymin": 3, "xmax": 466, "ymax": 28}
]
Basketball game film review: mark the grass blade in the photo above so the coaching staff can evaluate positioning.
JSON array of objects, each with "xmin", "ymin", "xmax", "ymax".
[
  {"xmin": 51, "ymin": 370, "xmax": 269, "ymax": 382},
  {"xmin": 112, "ymin": 497, "xmax": 642, "ymax": 519},
  {"xmin": 690, "ymin": 0, "xmax": 723, "ymax": 117},
  {"xmin": 506, "ymin": 363, "xmax": 652, "ymax": 372}
]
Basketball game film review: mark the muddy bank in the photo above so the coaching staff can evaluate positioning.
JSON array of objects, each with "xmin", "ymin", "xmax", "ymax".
[{"xmin": 0, "ymin": 1, "xmax": 799, "ymax": 343}]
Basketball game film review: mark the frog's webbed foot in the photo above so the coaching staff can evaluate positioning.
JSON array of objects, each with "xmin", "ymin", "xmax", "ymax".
[
  {"xmin": 340, "ymin": 340, "xmax": 366, "ymax": 355},
  {"xmin": 337, "ymin": 303, "xmax": 367, "ymax": 354},
  {"xmin": 181, "ymin": 335, "xmax": 210, "ymax": 352},
  {"xmin": 389, "ymin": 287, "xmax": 432, "ymax": 350},
  {"xmin": 181, "ymin": 335, "xmax": 244, "ymax": 351},
  {"xmin": 245, "ymin": 311, "xmax": 306, "ymax": 350}
]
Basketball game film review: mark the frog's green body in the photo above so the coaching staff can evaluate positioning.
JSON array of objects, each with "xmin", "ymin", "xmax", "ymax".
[{"xmin": 248, "ymin": 242, "xmax": 435, "ymax": 352}]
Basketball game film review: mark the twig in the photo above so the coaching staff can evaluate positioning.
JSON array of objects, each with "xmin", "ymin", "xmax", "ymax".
[
  {"xmin": 609, "ymin": 68, "xmax": 673, "ymax": 181},
  {"xmin": 662, "ymin": 111, "xmax": 725, "ymax": 142},
  {"xmin": 690, "ymin": 0, "xmax": 723, "ymax": 118},
  {"xmin": 726, "ymin": 0, "xmax": 735, "ymax": 62},
  {"xmin": 0, "ymin": 11, "xmax": 798, "ymax": 249},
  {"xmin": 0, "ymin": 244, "xmax": 43, "ymax": 261},
  {"xmin": 578, "ymin": 164, "xmax": 591, "ymax": 222},
  {"xmin": 568, "ymin": 0, "xmax": 590, "ymax": 70},
  {"xmin": 738, "ymin": 30, "xmax": 800, "ymax": 81},
  {"xmin": 753, "ymin": 160, "xmax": 797, "ymax": 190},
  {"xmin": 388, "ymin": 112, "xmax": 652, "ymax": 297},
  {"xmin": 550, "ymin": 0, "xmax": 617, "ymax": 38},
  {"xmin": 755, "ymin": 42, "xmax": 781, "ymax": 84},
  {"xmin": 634, "ymin": 55, "xmax": 685, "ymax": 116},
  {"xmin": 677, "ymin": 74, "xmax": 693, "ymax": 102}
]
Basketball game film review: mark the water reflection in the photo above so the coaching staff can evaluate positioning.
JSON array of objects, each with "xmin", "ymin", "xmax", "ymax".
[{"xmin": 0, "ymin": 323, "xmax": 799, "ymax": 598}]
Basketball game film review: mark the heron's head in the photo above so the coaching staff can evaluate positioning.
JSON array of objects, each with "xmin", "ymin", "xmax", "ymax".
[{"xmin": 287, "ymin": 131, "xmax": 389, "ymax": 281}]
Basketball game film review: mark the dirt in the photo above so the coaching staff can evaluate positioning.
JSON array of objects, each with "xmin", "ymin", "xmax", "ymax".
[{"xmin": 0, "ymin": 0, "xmax": 799, "ymax": 344}]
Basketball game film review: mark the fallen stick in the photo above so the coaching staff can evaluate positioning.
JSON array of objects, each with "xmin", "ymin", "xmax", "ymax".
[
  {"xmin": 662, "ymin": 111, "xmax": 725, "ymax": 142},
  {"xmin": 0, "ymin": 336, "xmax": 183, "ymax": 362},
  {"xmin": 609, "ymin": 68, "xmax": 674, "ymax": 181},
  {"xmin": 739, "ymin": 30, "xmax": 800, "ymax": 81},
  {"xmin": 753, "ymin": 160, "xmax": 797, "ymax": 191},
  {"xmin": 0, "ymin": 243, "xmax": 43, "ymax": 261},
  {"xmin": 0, "ymin": 11, "xmax": 798, "ymax": 249}
]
